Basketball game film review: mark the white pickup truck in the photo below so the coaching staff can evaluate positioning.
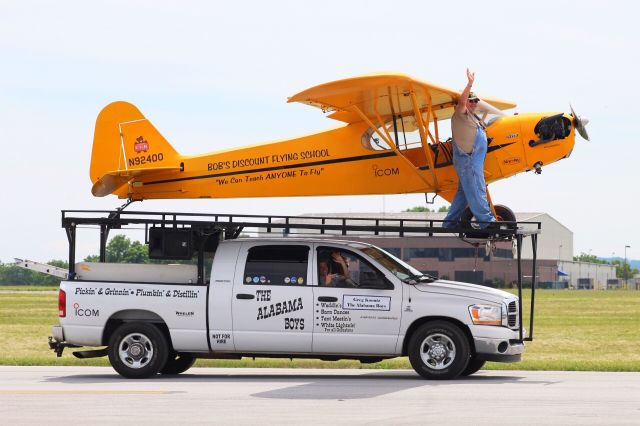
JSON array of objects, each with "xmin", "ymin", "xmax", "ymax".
[{"xmin": 50, "ymin": 237, "xmax": 525, "ymax": 380}]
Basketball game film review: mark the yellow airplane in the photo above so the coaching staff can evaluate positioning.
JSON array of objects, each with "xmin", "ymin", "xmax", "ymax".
[{"xmin": 90, "ymin": 72, "xmax": 588, "ymax": 222}]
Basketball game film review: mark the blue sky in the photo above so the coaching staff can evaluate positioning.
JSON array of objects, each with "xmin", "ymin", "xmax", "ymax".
[{"xmin": 1, "ymin": 0, "xmax": 638, "ymax": 262}]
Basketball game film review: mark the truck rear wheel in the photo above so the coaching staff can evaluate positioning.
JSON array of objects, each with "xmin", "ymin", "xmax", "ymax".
[
  {"xmin": 160, "ymin": 353, "xmax": 196, "ymax": 375},
  {"xmin": 408, "ymin": 321, "xmax": 470, "ymax": 380},
  {"xmin": 108, "ymin": 322, "xmax": 168, "ymax": 379}
]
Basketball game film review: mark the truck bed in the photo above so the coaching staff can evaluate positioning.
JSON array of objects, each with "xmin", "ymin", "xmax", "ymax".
[{"xmin": 74, "ymin": 262, "xmax": 198, "ymax": 284}]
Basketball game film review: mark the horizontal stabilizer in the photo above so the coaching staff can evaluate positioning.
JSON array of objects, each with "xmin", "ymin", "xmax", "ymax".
[{"xmin": 91, "ymin": 166, "xmax": 182, "ymax": 197}]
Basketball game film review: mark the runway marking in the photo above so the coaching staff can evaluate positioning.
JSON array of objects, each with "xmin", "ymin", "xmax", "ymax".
[{"xmin": 0, "ymin": 390, "xmax": 169, "ymax": 395}]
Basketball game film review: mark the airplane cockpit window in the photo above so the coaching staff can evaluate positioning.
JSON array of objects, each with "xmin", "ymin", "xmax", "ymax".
[
  {"xmin": 362, "ymin": 126, "xmax": 392, "ymax": 150},
  {"xmin": 361, "ymin": 114, "xmax": 427, "ymax": 151},
  {"xmin": 361, "ymin": 101, "xmax": 508, "ymax": 151}
]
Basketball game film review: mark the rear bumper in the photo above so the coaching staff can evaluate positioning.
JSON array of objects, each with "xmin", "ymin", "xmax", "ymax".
[
  {"xmin": 48, "ymin": 325, "xmax": 80, "ymax": 357},
  {"xmin": 51, "ymin": 326, "xmax": 64, "ymax": 342}
]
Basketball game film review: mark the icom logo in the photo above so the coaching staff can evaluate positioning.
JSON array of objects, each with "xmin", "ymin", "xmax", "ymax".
[
  {"xmin": 372, "ymin": 165, "xmax": 400, "ymax": 178},
  {"xmin": 73, "ymin": 303, "xmax": 99, "ymax": 317}
]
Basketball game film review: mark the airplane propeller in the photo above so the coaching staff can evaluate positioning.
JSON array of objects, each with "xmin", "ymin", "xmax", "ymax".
[{"xmin": 570, "ymin": 104, "xmax": 590, "ymax": 141}]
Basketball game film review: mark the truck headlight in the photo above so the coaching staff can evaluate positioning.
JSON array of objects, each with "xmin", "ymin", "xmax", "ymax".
[{"xmin": 468, "ymin": 304, "xmax": 502, "ymax": 326}]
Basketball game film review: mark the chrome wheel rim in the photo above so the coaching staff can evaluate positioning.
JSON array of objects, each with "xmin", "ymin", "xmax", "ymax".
[
  {"xmin": 419, "ymin": 333, "xmax": 456, "ymax": 370},
  {"xmin": 118, "ymin": 333, "xmax": 154, "ymax": 369}
]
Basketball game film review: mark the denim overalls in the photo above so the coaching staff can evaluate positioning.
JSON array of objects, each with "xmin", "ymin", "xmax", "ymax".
[{"xmin": 443, "ymin": 126, "xmax": 495, "ymax": 228}]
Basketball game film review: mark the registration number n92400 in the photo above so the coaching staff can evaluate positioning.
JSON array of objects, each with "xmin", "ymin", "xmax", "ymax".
[{"xmin": 128, "ymin": 153, "xmax": 164, "ymax": 167}]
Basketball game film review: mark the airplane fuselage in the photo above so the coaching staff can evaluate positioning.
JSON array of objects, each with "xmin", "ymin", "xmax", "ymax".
[{"xmin": 115, "ymin": 111, "xmax": 575, "ymax": 202}]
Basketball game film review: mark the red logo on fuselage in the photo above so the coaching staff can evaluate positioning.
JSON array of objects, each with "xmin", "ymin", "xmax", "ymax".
[{"xmin": 134, "ymin": 136, "xmax": 149, "ymax": 153}]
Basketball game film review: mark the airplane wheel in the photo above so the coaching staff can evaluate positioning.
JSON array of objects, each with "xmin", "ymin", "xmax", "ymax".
[
  {"xmin": 460, "ymin": 205, "xmax": 516, "ymax": 227},
  {"xmin": 460, "ymin": 207, "xmax": 474, "ymax": 228},
  {"xmin": 494, "ymin": 204, "xmax": 516, "ymax": 224}
]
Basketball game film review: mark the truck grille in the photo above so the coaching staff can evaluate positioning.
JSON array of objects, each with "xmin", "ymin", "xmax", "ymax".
[{"xmin": 508, "ymin": 301, "xmax": 518, "ymax": 328}]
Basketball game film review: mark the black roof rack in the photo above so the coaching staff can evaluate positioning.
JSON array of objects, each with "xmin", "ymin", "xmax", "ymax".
[{"xmin": 62, "ymin": 209, "xmax": 541, "ymax": 237}]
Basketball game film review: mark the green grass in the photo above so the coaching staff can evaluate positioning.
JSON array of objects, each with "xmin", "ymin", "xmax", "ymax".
[
  {"xmin": 1, "ymin": 289, "xmax": 639, "ymax": 371},
  {"xmin": 0, "ymin": 285, "xmax": 58, "ymax": 291}
]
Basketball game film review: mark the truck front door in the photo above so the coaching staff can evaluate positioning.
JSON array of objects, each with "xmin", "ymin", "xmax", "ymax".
[
  {"xmin": 232, "ymin": 243, "xmax": 313, "ymax": 353},
  {"xmin": 312, "ymin": 245, "xmax": 402, "ymax": 355}
]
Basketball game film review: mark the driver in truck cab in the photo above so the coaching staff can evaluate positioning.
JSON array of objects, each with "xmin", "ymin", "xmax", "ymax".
[{"xmin": 318, "ymin": 250, "xmax": 352, "ymax": 287}]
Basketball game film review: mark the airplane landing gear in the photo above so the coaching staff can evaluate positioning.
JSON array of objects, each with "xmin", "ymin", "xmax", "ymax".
[{"xmin": 460, "ymin": 204, "xmax": 517, "ymax": 241}]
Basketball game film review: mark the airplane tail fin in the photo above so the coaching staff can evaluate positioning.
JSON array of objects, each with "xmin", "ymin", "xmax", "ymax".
[{"xmin": 90, "ymin": 102, "xmax": 182, "ymax": 198}]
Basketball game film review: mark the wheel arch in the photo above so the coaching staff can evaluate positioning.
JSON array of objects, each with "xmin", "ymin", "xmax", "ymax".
[
  {"xmin": 402, "ymin": 316, "xmax": 475, "ymax": 356},
  {"xmin": 102, "ymin": 310, "xmax": 172, "ymax": 348}
]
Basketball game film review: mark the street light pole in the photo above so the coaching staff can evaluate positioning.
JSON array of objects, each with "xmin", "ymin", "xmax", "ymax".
[
  {"xmin": 557, "ymin": 244, "xmax": 563, "ymax": 287},
  {"xmin": 624, "ymin": 245, "xmax": 631, "ymax": 289}
]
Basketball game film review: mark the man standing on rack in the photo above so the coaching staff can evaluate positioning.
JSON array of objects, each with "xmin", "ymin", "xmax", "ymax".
[{"xmin": 443, "ymin": 68, "xmax": 496, "ymax": 229}]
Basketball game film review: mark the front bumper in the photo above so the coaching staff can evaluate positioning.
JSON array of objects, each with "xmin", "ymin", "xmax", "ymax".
[{"xmin": 474, "ymin": 336, "xmax": 524, "ymax": 362}]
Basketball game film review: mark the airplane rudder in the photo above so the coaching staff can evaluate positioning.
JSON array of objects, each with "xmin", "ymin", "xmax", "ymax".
[
  {"xmin": 91, "ymin": 102, "xmax": 181, "ymax": 182},
  {"xmin": 91, "ymin": 102, "xmax": 146, "ymax": 182}
]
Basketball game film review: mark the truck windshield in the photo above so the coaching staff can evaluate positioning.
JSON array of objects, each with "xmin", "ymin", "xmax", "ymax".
[{"xmin": 359, "ymin": 246, "xmax": 435, "ymax": 283}]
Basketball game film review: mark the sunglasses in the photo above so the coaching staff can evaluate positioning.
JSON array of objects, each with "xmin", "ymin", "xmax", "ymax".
[{"xmin": 468, "ymin": 99, "xmax": 479, "ymax": 104}]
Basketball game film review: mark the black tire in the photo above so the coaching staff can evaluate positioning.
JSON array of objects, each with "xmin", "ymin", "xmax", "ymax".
[
  {"xmin": 459, "ymin": 207, "xmax": 474, "ymax": 228},
  {"xmin": 460, "ymin": 205, "xmax": 515, "ymax": 226},
  {"xmin": 460, "ymin": 358, "xmax": 486, "ymax": 376},
  {"xmin": 107, "ymin": 322, "xmax": 168, "ymax": 379},
  {"xmin": 408, "ymin": 321, "xmax": 470, "ymax": 380},
  {"xmin": 160, "ymin": 353, "xmax": 196, "ymax": 375},
  {"xmin": 494, "ymin": 204, "xmax": 516, "ymax": 228}
]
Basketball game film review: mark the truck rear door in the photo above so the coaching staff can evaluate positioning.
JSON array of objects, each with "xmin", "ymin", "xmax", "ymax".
[{"xmin": 231, "ymin": 243, "xmax": 313, "ymax": 353}]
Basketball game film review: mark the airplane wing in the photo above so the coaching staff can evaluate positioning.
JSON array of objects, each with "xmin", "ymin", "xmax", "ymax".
[{"xmin": 288, "ymin": 72, "xmax": 516, "ymax": 124}]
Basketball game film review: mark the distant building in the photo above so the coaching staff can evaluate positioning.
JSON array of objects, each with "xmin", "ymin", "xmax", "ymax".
[{"xmin": 286, "ymin": 211, "xmax": 616, "ymax": 289}]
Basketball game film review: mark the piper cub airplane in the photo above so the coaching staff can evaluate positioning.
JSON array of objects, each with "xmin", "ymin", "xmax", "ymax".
[{"xmin": 91, "ymin": 72, "xmax": 589, "ymax": 224}]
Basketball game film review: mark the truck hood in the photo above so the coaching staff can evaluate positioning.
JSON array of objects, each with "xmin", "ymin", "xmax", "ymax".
[{"xmin": 413, "ymin": 279, "xmax": 514, "ymax": 303}]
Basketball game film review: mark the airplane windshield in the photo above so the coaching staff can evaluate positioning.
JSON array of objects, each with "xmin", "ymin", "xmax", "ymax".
[{"xmin": 475, "ymin": 100, "xmax": 506, "ymax": 128}]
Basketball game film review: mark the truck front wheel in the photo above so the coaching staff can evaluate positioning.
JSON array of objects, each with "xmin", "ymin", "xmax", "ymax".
[
  {"xmin": 108, "ymin": 322, "xmax": 168, "ymax": 379},
  {"xmin": 408, "ymin": 321, "xmax": 470, "ymax": 380},
  {"xmin": 460, "ymin": 358, "xmax": 486, "ymax": 376}
]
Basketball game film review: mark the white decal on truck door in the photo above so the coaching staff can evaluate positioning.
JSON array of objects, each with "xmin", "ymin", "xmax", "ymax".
[
  {"xmin": 342, "ymin": 295, "xmax": 391, "ymax": 311},
  {"xmin": 317, "ymin": 300, "xmax": 356, "ymax": 333}
]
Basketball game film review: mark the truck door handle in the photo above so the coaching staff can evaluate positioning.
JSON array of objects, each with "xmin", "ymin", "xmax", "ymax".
[
  {"xmin": 236, "ymin": 293, "xmax": 255, "ymax": 300},
  {"xmin": 318, "ymin": 296, "xmax": 338, "ymax": 302}
]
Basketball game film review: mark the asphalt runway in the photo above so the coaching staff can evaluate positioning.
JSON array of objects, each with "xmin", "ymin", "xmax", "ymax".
[{"xmin": 1, "ymin": 366, "xmax": 639, "ymax": 425}]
